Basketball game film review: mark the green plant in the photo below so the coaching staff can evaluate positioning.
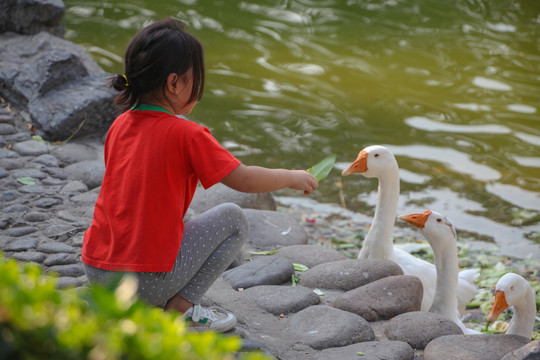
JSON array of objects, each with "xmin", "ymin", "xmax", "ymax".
[{"xmin": 0, "ymin": 254, "xmax": 269, "ymax": 360}]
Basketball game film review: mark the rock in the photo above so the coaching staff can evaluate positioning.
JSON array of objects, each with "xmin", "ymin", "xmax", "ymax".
[
  {"xmin": 6, "ymin": 226, "xmax": 38, "ymax": 237},
  {"xmin": 190, "ymin": 183, "xmax": 277, "ymax": 214},
  {"xmin": 12, "ymin": 140, "xmax": 49, "ymax": 156},
  {"xmin": 332, "ymin": 275, "xmax": 423, "ymax": 321},
  {"xmin": 384, "ymin": 311, "xmax": 463, "ymax": 349},
  {"xmin": 23, "ymin": 211, "xmax": 49, "ymax": 222},
  {"xmin": 424, "ymin": 334, "xmax": 531, "ymax": 360},
  {"xmin": 47, "ymin": 264, "xmax": 85, "ymax": 277},
  {"xmin": 0, "ymin": 167, "xmax": 8, "ymax": 179},
  {"xmin": 240, "ymin": 285, "xmax": 320, "ymax": 315},
  {"xmin": 298, "ymin": 259, "xmax": 403, "ymax": 291},
  {"xmin": 0, "ymin": 148, "xmax": 19, "ymax": 158},
  {"xmin": 60, "ymin": 180, "xmax": 88, "ymax": 195},
  {"xmin": 222, "ymin": 255, "xmax": 294, "ymax": 290},
  {"xmin": 12, "ymin": 168, "xmax": 47, "ymax": 179},
  {"xmin": 49, "ymin": 142, "xmax": 100, "ymax": 166},
  {"xmin": 11, "ymin": 251, "xmax": 46, "ymax": 263},
  {"xmin": 245, "ymin": 209, "xmax": 308, "ymax": 248},
  {"xmin": 0, "ymin": 32, "xmax": 118, "ymax": 141},
  {"xmin": 276, "ymin": 244, "xmax": 348, "ymax": 268},
  {"xmin": 501, "ymin": 340, "xmax": 540, "ymax": 360},
  {"xmin": 0, "ymin": 0, "xmax": 65, "ymax": 36},
  {"xmin": 65, "ymin": 160, "xmax": 105, "ymax": 189},
  {"xmin": 33, "ymin": 154, "xmax": 59, "ymax": 167},
  {"xmin": 0, "ymin": 190, "xmax": 21, "ymax": 202},
  {"xmin": 70, "ymin": 191, "xmax": 99, "ymax": 206},
  {"xmin": 316, "ymin": 340, "xmax": 414, "ymax": 360},
  {"xmin": 44, "ymin": 253, "xmax": 79, "ymax": 266},
  {"xmin": 0, "ymin": 123, "xmax": 17, "ymax": 135},
  {"xmin": 37, "ymin": 241, "xmax": 76, "ymax": 254},
  {"xmin": 34, "ymin": 197, "xmax": 63, "ymax": 208},
  {"xmin": 3, "ymin": 237, "xmax": 39, "ymax": 251},
  {"xmin": 285, "ymin": 305, "xmax": 374, "ymax": 350}
]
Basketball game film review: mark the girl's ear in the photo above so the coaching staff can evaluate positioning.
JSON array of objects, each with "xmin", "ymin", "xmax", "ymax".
[{"xmin": 165, "ymin": 73, "xmax": 181, "ymax": 95}]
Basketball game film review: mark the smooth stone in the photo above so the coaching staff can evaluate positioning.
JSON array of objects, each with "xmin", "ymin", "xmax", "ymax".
[
  {"xmin": 49, "ymin": 142, "xmax": 99, "ymax": 166},
  {"xmin": 0, "ymin": 158, "xmax": 24, "ymax": 169},
  {"xmin": 42, "ymin": 166, "xmax": 68, "ymax": 180},
  {"xmin": 56, "ymin": 276, "xmax": 87, "ymax": 289},
  {"xmin": 47, "ymin": 264, "xmax": 85, "ymax": 277},
  {"xmin": 12, "ymin": 140, "xmax": 48, "ymax": 156},
  {"xmin": 285, "ymin": 305, "xmax": 374, "ymax": 350},
  {"xmin": 19, "ymin": 184, "xmax": 44, "ymax": 194},
  {"xmin": 11, "ymin": 251, "xmax": 46, "ymax": 263},
  {"xmin": 501, "ymin": 340, "xmax": 540, "ymax": 360},
  {"xmin": 2, "ymin": 204, "xmax": 30, "ymax": 213},
  {"xmin": 64, "ymin": 160, "xmax": 104, "ymax": 189},
  {"xmin": 6, "ymin": 226, "xmax": 38, "ymax": 237},
  {"xmin": 69, "ymin": 191, "xmax": 98, "ymax": 206},
  {"xmin": 41, "ymin": 177, "xmax": 67, "ymax": 186},
  {"xmin": 332, "ymin": 275, "xmax": 423, "ymax": 321},
  {"xmin": 0, "ymin": 167, "xmax": 8, "ymax": 178},
  {"xmin": 0, "ymin": 123, "xmax": 17, "ymax": 135},
  {"xmin": 33, "ymin": 154, "xmax": 59, "ymax": 167},
  {"xmin": 0, "ymin": 190, "xmax": 21, "ymax": 202},
  {"xmin": 424, "ymin": 334, "xmax": 531, "ymax": 360},
  {"xmin": 60, "ymin": 180, "xmax": 88, "ymax": 194},
  {"xmin": 57, "ymin": 210, "xmax": 81, "ymax": 222},
  {"xmin": 37, "ymin": 242, "xmax": 76, "ymax": 254},
  {"xmin": 0, "ymin": 148, "xmax": 20, "ymax": 158},
  {"xmin": 276, "ymin": 244, "xmax": 348, "ymax": 268},
  {"xmin": 316, "ymin": 340, "xmax": 414, "ymax": 360},
  {"xmin": 298, "ymin": 259, "xmax": 403, "ymax": 291},
  {"xmin": 4, "ymin": 238, "xmax": 39, "ymax": 251},
  {"xmin": 190, "ymin": 182, "xmax": 277, "ymax": 215},
  {"xmin": 44, "ymin": 253, "xmax": 78, "ymax": 266},
  {"xmin": 12, "ymin": 168, "xmax": 47, "ymax": 179},
  {"xmin": 384, "ymin": 311, "xmax": 463, "ymax": 349},
  {"xmin": 34, "ymin": 197, "xmax": 63, "ymax": 208},
  {"xmin": 43, "ymin": 223, "xmax": 81, "ymax": 241},
  {"xmin": 240, "ymin": 285, "xmax": 320, "ymax": 315},
  {"xmin": 222, "ymin": 255, "xmax": 294, "ymax": 290},
  {"xmin": 245, "ymin": 209, "xmax": 308, "ymax": 247},
  {"xmin": 23, "ymin": 211, "xmax": 49, "ymax": 222}
]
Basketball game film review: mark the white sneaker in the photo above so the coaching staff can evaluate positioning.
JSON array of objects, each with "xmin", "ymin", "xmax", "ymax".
[{"xmin": 182, "ymin": 304, "xmax": 237, "ymax": 333}]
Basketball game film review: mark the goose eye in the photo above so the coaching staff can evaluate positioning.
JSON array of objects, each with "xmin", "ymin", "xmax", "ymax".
[
  {"xmin": 436, "ymin": 218, "xmax": 442, "ymax": 222},
  {"xmin": 374, "ymin": 153, "xmax": 379, "ymax": 158}
]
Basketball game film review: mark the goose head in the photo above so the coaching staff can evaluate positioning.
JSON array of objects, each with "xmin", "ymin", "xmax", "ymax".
[
  {"xmin": 341, "ymin": 145, "xmax": 398, "ymax": 179},
  {"xmin": 486, "ymin": 273, "xmax": 532, "ymax": 323},
  {"xmin": 398, "ymin": 210, "xmax": 457, "ymax": 245}
]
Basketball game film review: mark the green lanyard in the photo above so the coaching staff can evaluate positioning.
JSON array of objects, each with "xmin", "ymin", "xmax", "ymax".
[{"xmin": 131, "ymin": 103, "xmax": 174, "ymax": 115}]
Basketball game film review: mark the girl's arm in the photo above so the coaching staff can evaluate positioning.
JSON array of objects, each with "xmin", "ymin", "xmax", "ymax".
[{"xmin": 220, "ymin": 164, "xmax": 318, "ymax": 195}]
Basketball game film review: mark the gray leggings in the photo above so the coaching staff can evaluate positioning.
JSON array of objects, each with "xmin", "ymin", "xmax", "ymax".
[{"xmin": 83, "ymin": 203, "xmax": 249, "ymax": 308}]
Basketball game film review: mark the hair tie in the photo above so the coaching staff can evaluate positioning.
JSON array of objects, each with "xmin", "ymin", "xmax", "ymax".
[{"xmin": 122, "ymin": 74, "xmax": 129, "ymax": 87}]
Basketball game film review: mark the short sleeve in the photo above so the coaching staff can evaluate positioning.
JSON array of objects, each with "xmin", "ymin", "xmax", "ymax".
[{"xmin": 188, "ymin": 127, "xmax": 241, "ymax": 189}]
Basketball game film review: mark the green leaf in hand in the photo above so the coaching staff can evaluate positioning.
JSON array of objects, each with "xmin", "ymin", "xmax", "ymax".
[{"xmin": 307, "ymin": 154, "xmax": 336, "ymax": 181}]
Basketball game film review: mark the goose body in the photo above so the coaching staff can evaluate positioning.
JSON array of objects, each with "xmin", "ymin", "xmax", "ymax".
[
  {"xmin": 487, "ymin": 272, "xmax": 536, "ymax": 339},
  {"xmin": 398, "ymin": 210, "xmax": 478, "ymax": 334},
  {"xmin": 342, "ymin": 145, "xmax": 478, "ymax": 313}
]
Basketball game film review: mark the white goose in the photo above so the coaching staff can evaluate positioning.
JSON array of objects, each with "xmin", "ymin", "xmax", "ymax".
[
  {"xmin": 398, "ymin": 210, "xmax": 479, "ymax": 334},
  {"xmin": 341, "ymin": 145, "xmax": 478, "ymax": 313},
  {"xmin": 487, "ymin": 272, "xmax": 537, "ymax": 339}
]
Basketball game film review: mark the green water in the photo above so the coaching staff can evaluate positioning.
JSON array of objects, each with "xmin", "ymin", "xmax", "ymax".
[{"xmin": 63, "ymin": 0, "xmax": 540, "ymax": 258}]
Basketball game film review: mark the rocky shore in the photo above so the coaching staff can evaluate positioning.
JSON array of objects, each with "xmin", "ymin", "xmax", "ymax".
[{"xmin": 0, "ymin": 0, "xmax": 538, "ymax": 359}]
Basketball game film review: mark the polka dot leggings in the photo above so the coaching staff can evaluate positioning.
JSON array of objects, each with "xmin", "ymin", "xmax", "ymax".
[{"xmin": 83, "ymin": 203, "xmax": 249, "ymax": 308}]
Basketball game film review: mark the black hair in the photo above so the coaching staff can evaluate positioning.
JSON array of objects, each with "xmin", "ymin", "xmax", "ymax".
[{"xmin": 111, "ymin": 18, "xmax": 205, "ymax": 109}]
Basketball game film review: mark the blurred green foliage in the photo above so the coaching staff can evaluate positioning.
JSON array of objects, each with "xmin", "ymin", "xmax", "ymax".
[{"xmin": 0, "ymin": 254, "xmax": 269, "ymax": 360}]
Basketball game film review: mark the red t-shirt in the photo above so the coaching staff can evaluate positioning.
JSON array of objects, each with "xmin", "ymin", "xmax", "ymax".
[{"xmin": 82, "ymin": 109, "xmax": 241, "ymax": 272}]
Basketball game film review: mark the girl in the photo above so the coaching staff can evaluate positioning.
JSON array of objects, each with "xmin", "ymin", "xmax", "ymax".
[{"xmin": 82, "ymin": 18, "xmax": 318, "ymax": 333}]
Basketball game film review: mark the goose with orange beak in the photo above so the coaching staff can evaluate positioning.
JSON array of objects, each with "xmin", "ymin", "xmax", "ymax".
[
  {"xmin": 341, "ymin": 145, "xmax": 478, "ymax": 315},
  {"xmin": 398, "ymin": 209, "xmax": 479, "ymax": 334},
  {"xmin": 486, "ymin": 272, "xmax": 536, "ymax": 339}
]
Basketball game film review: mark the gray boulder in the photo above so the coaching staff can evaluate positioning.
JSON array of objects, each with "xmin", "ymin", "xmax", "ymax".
[
  {"xmin": 0, "ymin": 0, "xmax": 65, "ymax": 36},
  {"xmin": 0, "ymin": 32, "xmax": 118, "ymax": 141},
  {"xmin": 501, "ymin": 340, "xmax": 540, "ymax": 360},
  {"xmin": 244, "ymin": 209, "xmax": 308, "ymax": 248},
  {"xmin": 332, "ymin": 275, "xmax": 423, "ymax": 321},
  {"xmin": 384, "ymin": 311, "xmax": 463, "ymax": 349},
  {"xmin": 222, "ymin": 255, "xmax": 294, "ymax": 290},
  {"xmin": 285, "ymin": 305, "xmax": 374, "ymax": 350},
  {"xmin": 424, "ymin": 334, "xmax": 531, "ymax": 360},
  {"xmin": 298, "ymin": 259, "xmax": 403, "ymax": 291},
  {"xmin": 240, "ymin": 285, "xmax": 320, "ymax": 315},
  {"xmin": 276, "ymin": 244, "xmax": 348, "ymax": 268},
  {"xmin": 316, "ymin": 340, "xmax": 414, "ymax": 360}
]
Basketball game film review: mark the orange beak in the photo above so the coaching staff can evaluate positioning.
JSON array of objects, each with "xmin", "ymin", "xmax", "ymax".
[
  {"xmin": 398, "ymin": 210, "xmax": 432, "ymax": 229},
  {"xmin": 487, "ymin": 290, "xmax": 509, "ymax": 323},
  {"xmin": 342, "ymin": 150, "xmax": 368, "ymax": 176}
]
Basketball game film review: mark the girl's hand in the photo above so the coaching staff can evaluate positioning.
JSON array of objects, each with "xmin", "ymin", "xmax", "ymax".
[{"xmin": 289, "ymin": 170, "xmax": 319, "ymax": 195}]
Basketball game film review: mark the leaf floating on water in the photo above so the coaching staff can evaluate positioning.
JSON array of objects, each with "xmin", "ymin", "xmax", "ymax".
[
  {"xmin": 307, "ymin": 154, "xmax": 336, "ymax": 181},
  {"xmin": 17, "ymin": 177, "xmax": 36, "ymax": 185}
]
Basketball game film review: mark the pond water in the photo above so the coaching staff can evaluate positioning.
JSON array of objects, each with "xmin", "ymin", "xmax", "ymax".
[{"xmin": 63, "ymin": 0, "xmax": 540, "ymax": 258}]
